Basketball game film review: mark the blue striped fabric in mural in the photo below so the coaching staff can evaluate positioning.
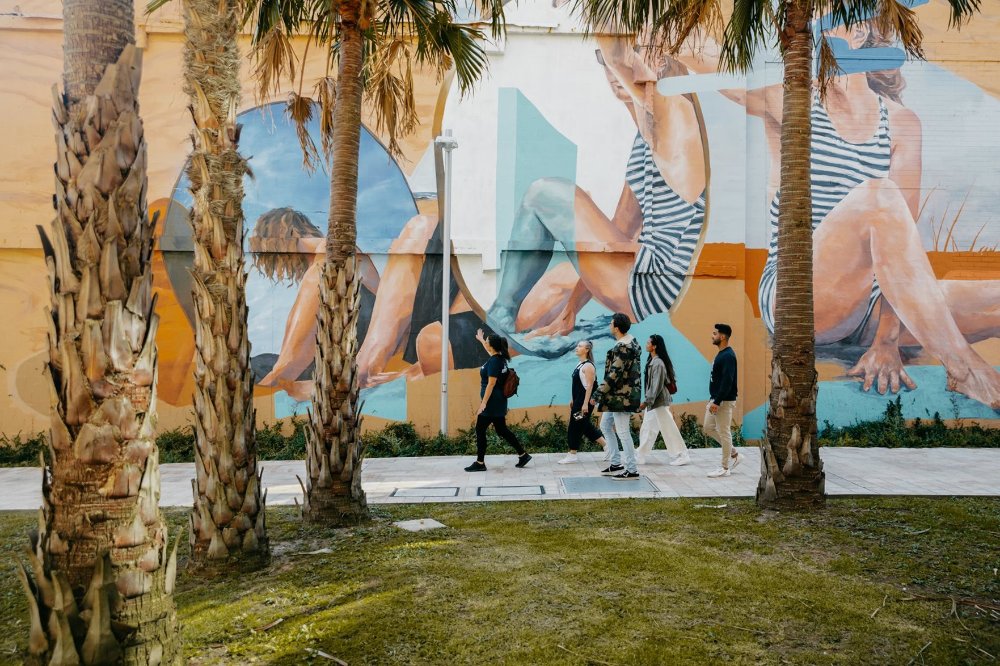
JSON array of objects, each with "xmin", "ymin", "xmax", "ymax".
[
  {"xmin": 626, "ymin": 132, "xmax": 706, "ymax": 321},
  {"xmin": 759, "ymin": 95, "xmax": 892, "ymax": 336}
]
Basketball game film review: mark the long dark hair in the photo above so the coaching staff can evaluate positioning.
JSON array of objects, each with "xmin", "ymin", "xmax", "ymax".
[
  {"xmin": 648, "ymin": 334, "xmax": 676, "ymax": 384},
  {"xmin": 486, "ymin": 333, "xmax": 511, "ymax": 361}
]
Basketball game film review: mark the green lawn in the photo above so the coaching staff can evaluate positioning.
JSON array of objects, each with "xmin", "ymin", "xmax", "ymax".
[{"xmin": 1, "ymin": 498, "xmax": 998, "ymax": 665}]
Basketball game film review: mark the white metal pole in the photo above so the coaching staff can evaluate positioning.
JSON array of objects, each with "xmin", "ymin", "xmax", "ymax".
[{"xmin": 435, "ymin": 130, "xmax": 458, "ymax": 435}]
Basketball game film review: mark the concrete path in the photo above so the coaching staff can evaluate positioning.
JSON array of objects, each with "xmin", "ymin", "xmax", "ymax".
[{"xmin": 0, "ymin": 447, "xmax": 997, "ymax": 510}]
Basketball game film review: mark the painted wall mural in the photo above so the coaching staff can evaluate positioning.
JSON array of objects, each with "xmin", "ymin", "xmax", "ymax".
[{"xmin": 1, "ymin": 0, "xmax": 999, "ymax": 438}]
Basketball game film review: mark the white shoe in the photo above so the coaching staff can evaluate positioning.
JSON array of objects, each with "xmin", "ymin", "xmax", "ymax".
[
  {"xmin": 635, "ymin": 455, "xmax": 646, "ymax": 466},
  {"xmin": 558, "ymin": 454, "xmax": 579, "ymax": 464},
  {"xmin": 730, "ymin": 452, "xmax": 742, "ymax": 469},
  {"xmin": 707, "ymin": 467, "xmax": 731, "ymax": 478},
  {"xmin": 669, "ymin": 453, "xmax": 691, "ymax": 466}
]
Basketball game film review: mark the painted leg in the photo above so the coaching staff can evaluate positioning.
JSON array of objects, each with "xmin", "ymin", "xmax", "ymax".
[{"xmin": 813, "ymin": 179, "xmax": 1000, "ymax": 407}]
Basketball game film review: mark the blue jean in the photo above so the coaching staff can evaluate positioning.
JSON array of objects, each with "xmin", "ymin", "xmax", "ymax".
[{"xmin": 600, "ymin": 412, "xmax": 637, "ymax": 473}]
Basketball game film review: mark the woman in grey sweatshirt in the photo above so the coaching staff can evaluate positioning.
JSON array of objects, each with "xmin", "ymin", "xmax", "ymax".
[{"xmin": 636, "ymin": 334, "xmax": 690, "ymax": 465}]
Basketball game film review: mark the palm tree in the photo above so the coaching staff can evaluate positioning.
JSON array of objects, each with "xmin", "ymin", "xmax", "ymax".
[
  {"xmin": 243, "ymin": 0, "xmax": 505, "ymax": 524},
  {"xmin": 178, "ymin": 0, "xmax": 269, "ymax": 572},
  {"xmin": 18, "ymin": 0, "xmax": 180, "ymax": 663},
  {"xmin": 570, "ymin": 0, "xmax": 978, "ymax": 509}
]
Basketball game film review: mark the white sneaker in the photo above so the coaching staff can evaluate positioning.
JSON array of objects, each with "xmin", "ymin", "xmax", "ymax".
[
  {"xmin": 730, "ymin": 452, "xmax": 742, "ymax": 469},
  {"xmin": 669, "ymin": 453, "xmax": 691, "ymax": 466},
  {"xmin": 707, "ymin": 467, "xmax": 731, "ymax": 478},
  {"xmin": 558, "ymin": 454, "xmax": 579, "ymax": 464},
  {"xmin": 635, "ymin": 455, "xmax": 646, "ymax": 466}
]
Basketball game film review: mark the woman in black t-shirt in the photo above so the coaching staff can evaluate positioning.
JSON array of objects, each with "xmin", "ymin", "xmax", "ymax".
[{"xmin": 464, "ymin": 330, "xmax": 531, "ymax": 472}]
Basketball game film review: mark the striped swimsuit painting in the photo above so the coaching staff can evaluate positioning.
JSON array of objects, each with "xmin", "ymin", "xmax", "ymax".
[
  {"xmin": 626, "ymin": 132, "xmax": 706, "ymax": 321},
  {"xmin": 758, "ymin": 95, "xmax": 892, "ymax": 337}
]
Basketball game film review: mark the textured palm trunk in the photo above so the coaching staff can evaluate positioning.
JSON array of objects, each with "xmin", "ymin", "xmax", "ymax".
[
  {"xmin": 757, "ymin": 0, "xmax": 826, "ymax": 509},
  {"xmin": 303, "ymin": 0, "xmax": 369, "ymax": 524},
  {"xmin": 19, "ymin": 2, "xmax": 181, "ymax": 662},
  {"xmin": 183, "ymin": 0, "xmax": 269, "ymax": 573}
]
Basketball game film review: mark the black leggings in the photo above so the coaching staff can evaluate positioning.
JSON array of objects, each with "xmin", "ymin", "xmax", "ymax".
[
  {"xmin": 567, "ymin": 408, "xmax": 604, "ymax": 452},
  {"xmin": 475, "ymin": 415, "xmax": 525, "ymax": 460}
]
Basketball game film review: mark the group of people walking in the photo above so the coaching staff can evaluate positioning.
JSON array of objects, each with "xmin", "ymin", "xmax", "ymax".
[{"xmin": 465, "ymin": 316, "xmax": 742, "ymax": 479}]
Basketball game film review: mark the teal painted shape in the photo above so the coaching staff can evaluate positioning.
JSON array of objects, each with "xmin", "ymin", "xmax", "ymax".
[
  {"xmin": 495, "ymin": 88, "xmax": 577, "ymax": 265},
  {"xmin": 736, "ymin": 364, "xmax": 1000, "ymax": 441},
  {"xmin": 742, "ymin": 403, "xmax": 766, "ymax": 440},
  {"xmin": 273, "ymin": 379, "xmax": 407, "ymax": 421},
  {"xmin": 817, "ymin": 365, "xmax": 1000, "ymax": 426},
  {"xmin": 506, "ymin": 312, "xmax": 712, "ymax": 415}
]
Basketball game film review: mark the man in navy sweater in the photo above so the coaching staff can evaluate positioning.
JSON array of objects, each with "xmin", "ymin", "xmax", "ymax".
[{"xmin": 706, "ymin": 323, "xmax": 740, "ymax": 478}]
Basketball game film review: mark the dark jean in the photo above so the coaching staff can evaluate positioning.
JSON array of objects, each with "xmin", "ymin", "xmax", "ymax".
[{"xmin": 475, "ymin": 415, "xmax": 525, "ymax": 460}]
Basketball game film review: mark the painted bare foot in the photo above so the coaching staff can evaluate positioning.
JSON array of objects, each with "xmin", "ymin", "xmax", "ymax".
[
  {"xmin": 946, "ymin": 357, "xmax": 1000, "ymax": 409},
  {"xmin": 286, "ymin": 380, "xmax": 313, "ymax": 402},
  {"xmin": 525, "ymin": 307, "xmax": 577, "ymax": 339},
  {"xmin": 848, "ymin": 342, "xmax": 917, "ymax": 394}
]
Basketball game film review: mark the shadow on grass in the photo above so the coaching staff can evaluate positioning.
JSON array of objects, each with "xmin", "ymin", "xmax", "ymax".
[{"xmin": 0, "ymin": 497, "xmax": 997, "ymax": 664}]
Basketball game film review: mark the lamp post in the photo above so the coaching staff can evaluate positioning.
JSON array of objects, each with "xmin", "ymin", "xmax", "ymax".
[{"xmin": 434, "ymin": 130, "xmax": 458, "ymax": 435}]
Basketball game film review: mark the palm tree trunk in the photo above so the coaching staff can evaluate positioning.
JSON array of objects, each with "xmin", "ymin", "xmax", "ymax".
[
  {"xmin": 757, "ymin": 0, "xmax": 826, "ymax": 509},
  {"xmin": 183, "ymin": 0, "xmax": 269, "ymax": 573},
  {"xmin": 20, "ymin": 2, "xmax": 181, "ymax": 661},
  {"xmin": 303, "ymin": 0, "xmax": 369, "ymax": 524}
]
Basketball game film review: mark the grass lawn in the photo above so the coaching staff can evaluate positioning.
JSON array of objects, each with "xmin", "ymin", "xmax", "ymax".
[{"xmin": 1, "ymin": 497, "xmax": 998, "ymax": 664}]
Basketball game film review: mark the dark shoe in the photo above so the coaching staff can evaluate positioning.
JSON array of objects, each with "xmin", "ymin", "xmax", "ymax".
[
  {"xmin": 464, "ymin": 461, "xmax": 487, "ymax": 472},
  {"xmin": 612, "ymin": 471, "xmax": 641, "ymax": 480},
  {"xmin": 601, "ymin": 465, "xmax": 624, "ymax": 476},
  {"xmin": 515, "ymin": 453, "xmax": 532, "ymax": 468}
]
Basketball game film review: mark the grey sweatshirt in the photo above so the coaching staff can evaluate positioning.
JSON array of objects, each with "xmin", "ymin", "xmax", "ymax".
[{"xmin": 644, "ymin": 356, "xmax": 672, "ymax": 409}]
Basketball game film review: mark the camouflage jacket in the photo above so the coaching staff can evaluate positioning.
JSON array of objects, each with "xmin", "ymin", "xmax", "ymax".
[{"xmin": 594, "ymin": 335, "xmax": 642, "ymax": 412}]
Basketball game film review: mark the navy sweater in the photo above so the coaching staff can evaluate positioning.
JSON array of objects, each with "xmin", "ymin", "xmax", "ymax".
[{"xmin": 709, "ymin": 347, "xmax": 738, "ymax": 405}]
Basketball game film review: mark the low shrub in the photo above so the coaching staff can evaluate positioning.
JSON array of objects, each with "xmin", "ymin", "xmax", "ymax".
[{"xmin": 0, "ymin": 397, "xmax": 995, "ymax": 467}]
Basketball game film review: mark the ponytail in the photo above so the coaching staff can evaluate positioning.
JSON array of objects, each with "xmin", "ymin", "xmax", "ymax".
[{"xmin": 487, "ymin": 333, "xmax": 511, "ymax": 361}]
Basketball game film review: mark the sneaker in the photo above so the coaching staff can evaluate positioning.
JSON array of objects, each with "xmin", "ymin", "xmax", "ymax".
[
  {"xmin": 612, "ymin": 471, "xmax": 641, "ymax": 480},
  {"xmin": 730, "ymin": 452, "xmax": 742, "ymax": 469},
  {"xmin": 558, "ymin": 454, "xmax": 579, "ymax": 464},
  {"xmin": 515, "ymin": 453, "xmax": 532, "ymax": 468},
  {"xmin": 601, "ymin": 465, "xmax": 624, "ymax": 476},
  {"xmin": 707, "ymin": 467, "xmax": 730, "ymax": 478},
  {"xmin": 669, "ymin": 453, "xmax": 691, "ymax": 466},
  {"xmin": 464, "ymin": 461, "xmax": 487, "ymax": 472},
  {"xmin": 635, "ymin": 455, "xmax": 647, "ymax": 466}
]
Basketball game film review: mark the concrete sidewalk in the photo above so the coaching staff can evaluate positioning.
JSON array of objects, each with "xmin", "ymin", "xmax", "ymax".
[{"xmin": 0, "ymin": 447, "xmax": 997, "ymax": 510}]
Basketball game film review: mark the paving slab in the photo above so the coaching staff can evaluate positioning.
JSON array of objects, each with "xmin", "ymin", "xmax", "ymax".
[{"xmin": 0, "ymin": 447, "xmax": 997, "ymax": 510}]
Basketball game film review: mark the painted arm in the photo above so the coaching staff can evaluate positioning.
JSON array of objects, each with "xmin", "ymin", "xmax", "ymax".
[{"xmin": 597, "ymin": 36, "xmax": 706, "ymax": 203}]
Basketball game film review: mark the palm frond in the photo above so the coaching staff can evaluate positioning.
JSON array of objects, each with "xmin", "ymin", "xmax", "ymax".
[
  {"xmin": 145, "ymin": 0, "xmax": 172, "ymax": 15},
  {"xmin": 941, "ymin": 0, "xmax": 981, "ymax": 27},
  {"xmin": 314, "ymin": 76, "xmax": 338, "ymax": 160},
  {"xmin": 570, "ymin": 0, "xmax": 673, "ymax": 37},
  {"xmin": 816, "ymin": 36, "xmax": 841, "ymax": 102},
  {"xmin": 649, "ymin": 0, "xmax": 723, "ymax": 55},
  {"xmin": 250, "ymin": 25, "xmax": 299, "ymax": 104},
  {"xmin": 718, "ymin": 0, "xmax": 771, "ymax": 73},
  {"xmin": 286, "ymin": 91, "xmax": 320, "ymax": 172},
  {"xmin": 872, "ymin": 0, "xmax": 924, "ymax": 59},
  {"xmin": 364, "ymin": 38, "xmax": 419, "ymax": 158}
]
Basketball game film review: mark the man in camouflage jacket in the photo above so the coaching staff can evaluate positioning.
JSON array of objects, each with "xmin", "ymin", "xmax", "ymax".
[{"xmin": 591, "ymin": 312, "xmax": 642, "ymax": 479}]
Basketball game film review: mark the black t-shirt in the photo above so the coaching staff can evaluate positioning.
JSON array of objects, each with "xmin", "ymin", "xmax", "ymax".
[{"xmin": 479, "ymin": 354, "xmax": 508, "ymax": 418}]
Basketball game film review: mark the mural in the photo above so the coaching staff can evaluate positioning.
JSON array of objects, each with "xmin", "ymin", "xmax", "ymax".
[{"xmin": 1, "ymin": 0, "xmax": 999, "ymax": 437}]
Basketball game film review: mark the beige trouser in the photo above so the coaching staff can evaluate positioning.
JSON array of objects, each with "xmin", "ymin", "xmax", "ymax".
[
  {"xmin": 704, "ymin": 400, "xmax": 736, "ymax": 468},
  {"xmin": 637, "ymin": 405, "xmax": 688, "ymax": 457}
]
